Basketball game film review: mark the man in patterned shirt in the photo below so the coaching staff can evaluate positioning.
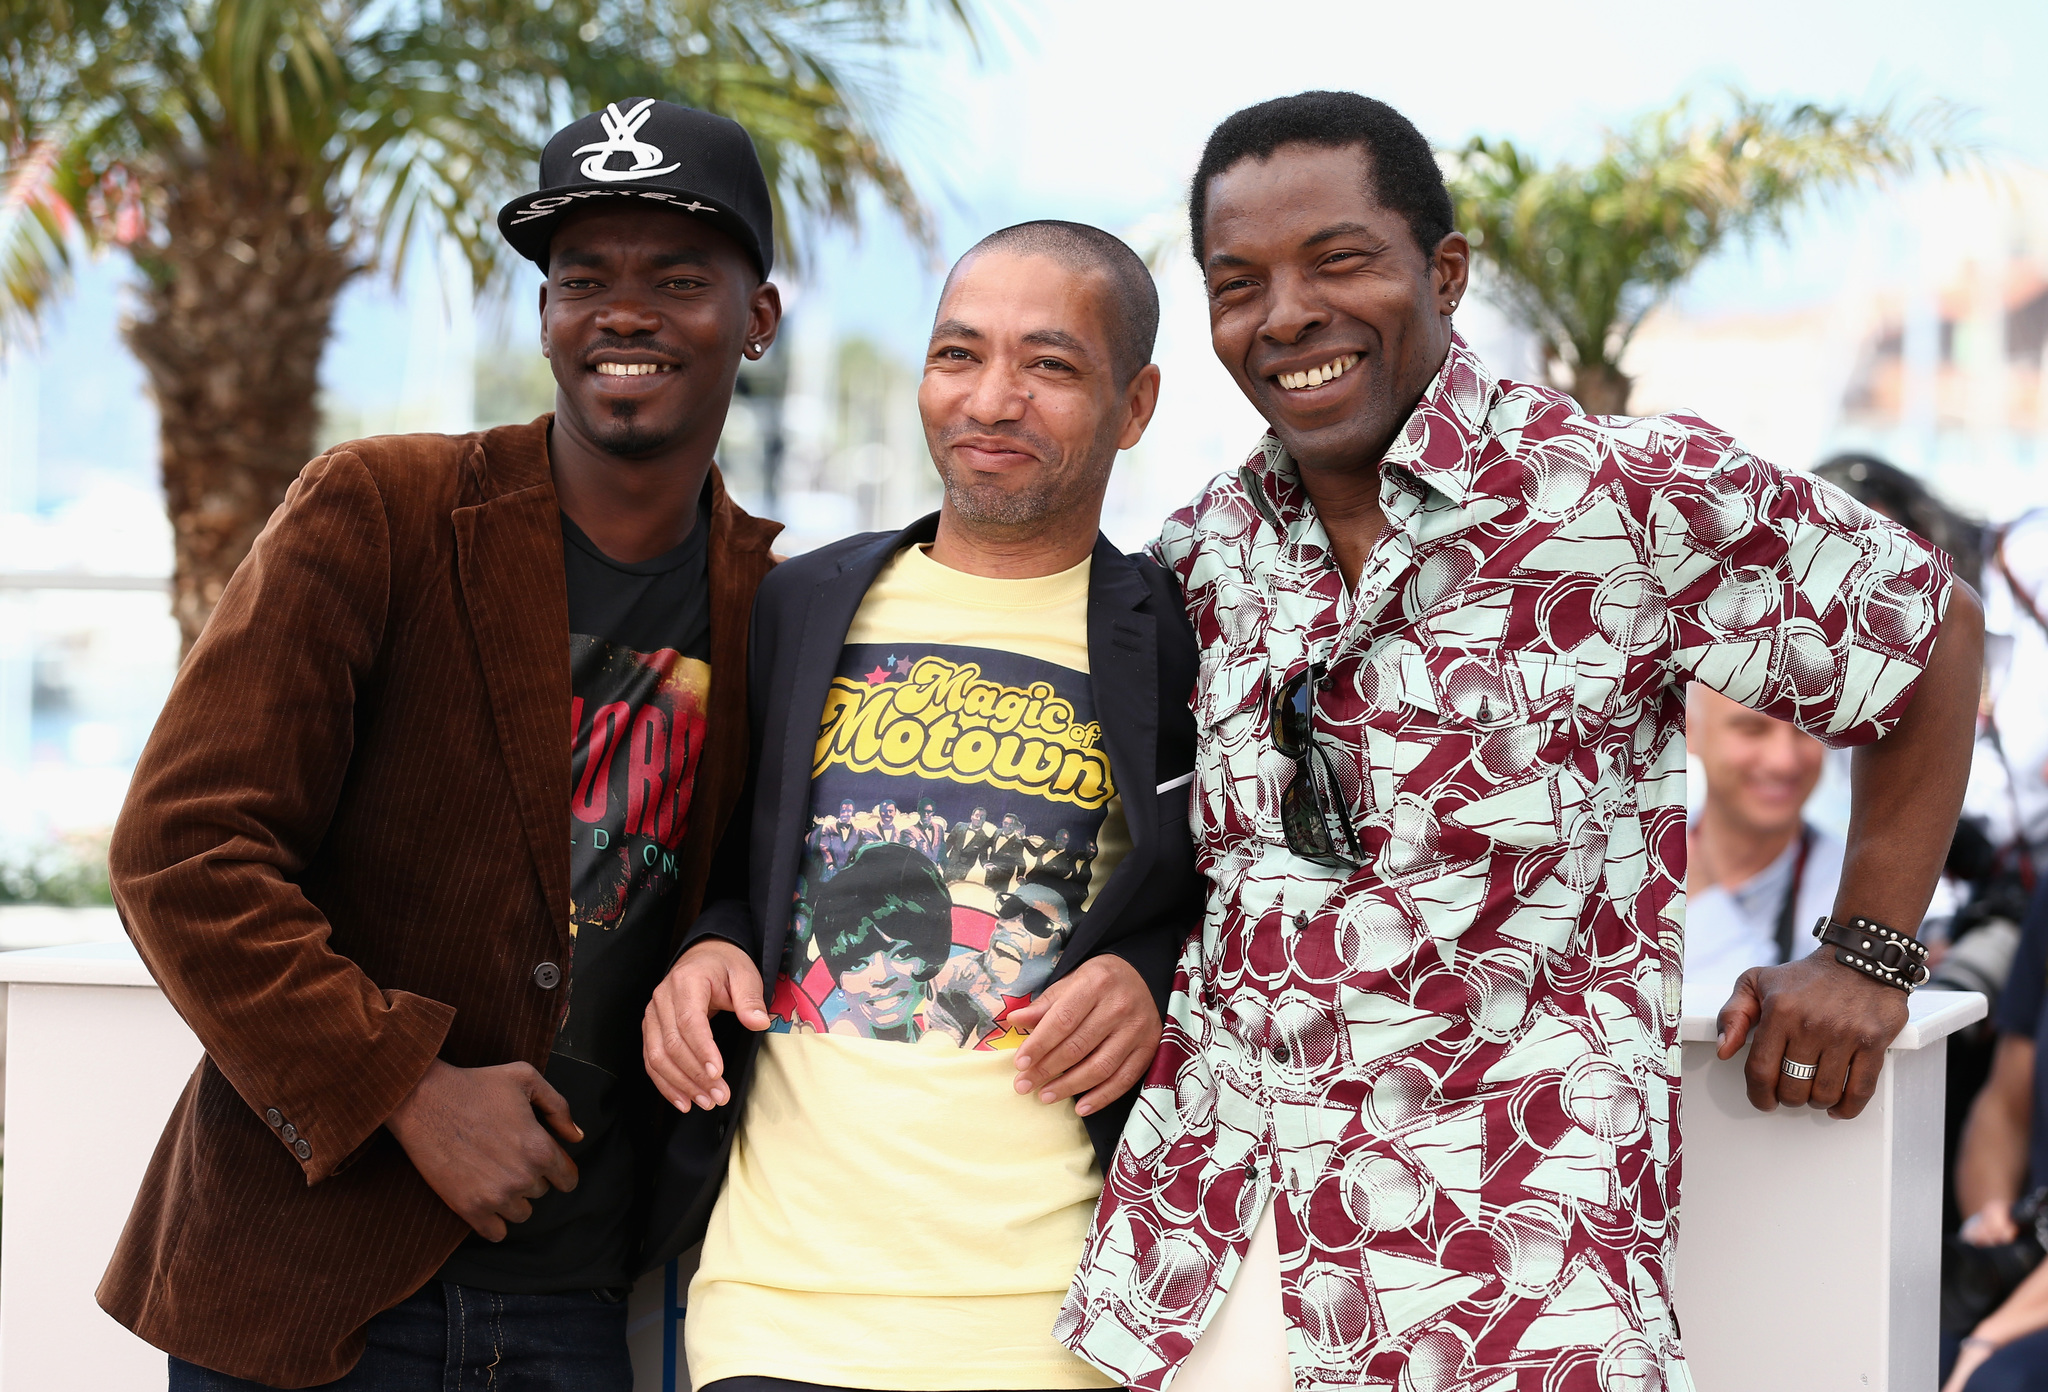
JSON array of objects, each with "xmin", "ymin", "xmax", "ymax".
[{"xmin": 1057, "ymin": 91, "xmax": 1983, "ymax": 1392}]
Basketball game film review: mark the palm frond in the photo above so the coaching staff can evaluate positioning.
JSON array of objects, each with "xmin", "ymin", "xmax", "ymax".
[
  {"xmin": 0, "ymin": 0, "xmax": 977, "ymax": 322},
  {"xmin": 1446, "ymin": 89, "xmax": 1985, "ymax": 390},
  {"xmin": 0, "ymin": 137, "xmax": 80, "ymax": 339}
]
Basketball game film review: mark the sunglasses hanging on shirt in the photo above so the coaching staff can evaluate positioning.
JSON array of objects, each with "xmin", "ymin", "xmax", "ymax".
[{"xmin": 1270, "ymin": 663, "xmax": 1364, "ymax": 869}]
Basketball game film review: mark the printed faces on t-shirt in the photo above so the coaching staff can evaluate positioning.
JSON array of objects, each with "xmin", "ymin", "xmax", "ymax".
[
  {"xmin": 562, "ymin": 633, "xmax": 711, "ymax": 1075},
  {"xmin": 771, "ymin": 643, "xmax": 1115, "ymax": 1050}
]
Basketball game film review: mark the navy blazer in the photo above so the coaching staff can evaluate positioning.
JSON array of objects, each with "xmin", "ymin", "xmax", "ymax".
[{"xmin": 643, "ymin": 513, "xmax": 1204, "ymax": 1267}]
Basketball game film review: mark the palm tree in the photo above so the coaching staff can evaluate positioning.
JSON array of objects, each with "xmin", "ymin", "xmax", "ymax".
[
  {"xmin": 0, "ymin": 0, "xmax": 974, "ymax": 649},
  {"xmin": 1444, "ymin": 92, "xmax": 1973, "ymax": 415}
]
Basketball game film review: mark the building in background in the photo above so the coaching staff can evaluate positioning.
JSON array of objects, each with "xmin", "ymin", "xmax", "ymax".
[{"xmin": 1627, "ymin": 171, "xmax": 2048, "ymax": 511}]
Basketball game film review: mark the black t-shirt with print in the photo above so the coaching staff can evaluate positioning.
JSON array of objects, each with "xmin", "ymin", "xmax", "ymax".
[{"xmin": 440, "ymin": 501, "xmax": 711, "ymax": 1292}]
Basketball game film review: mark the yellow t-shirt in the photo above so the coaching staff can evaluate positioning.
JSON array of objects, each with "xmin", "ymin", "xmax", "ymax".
[{"xmin": 686, "ymin": 544, "xmax": 1127, "ymax": 1390}]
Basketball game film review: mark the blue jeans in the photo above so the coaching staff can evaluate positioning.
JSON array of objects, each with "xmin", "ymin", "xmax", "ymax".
[
  {"xmin": 1966, "ymin": 1326, "xmax": 2048, "ymax": 1392},
  {"xmin": 168, "ymin": 1281, "xmax": 632, "ymax": 1391}
]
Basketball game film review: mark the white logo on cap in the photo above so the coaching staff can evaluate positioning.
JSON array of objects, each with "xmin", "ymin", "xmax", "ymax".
[{"xmin": 573, "ymin": 99, "xmax": 682, "ymax": 183}]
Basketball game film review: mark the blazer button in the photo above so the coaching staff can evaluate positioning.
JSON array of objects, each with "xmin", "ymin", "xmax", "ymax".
[
  {"xmin": 533, "ymin": 962, "xmax": 563, "ymax": 990},
  {"xmin": 280, "ymin": 1124, "xmax": 298, "ymax": 1143},
  {"xmin": 292, "ymin": 1139, "xmax": 312, "ymax": 1161},
  {"xmin": 264, "ymin": 1108, "xmax": 283, "ymax": 1128}
]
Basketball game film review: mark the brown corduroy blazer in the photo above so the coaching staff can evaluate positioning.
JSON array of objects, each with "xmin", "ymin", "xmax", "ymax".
[{"xmin": 96, "ymin": 417, "xmax": 780, "ymax": 1388}]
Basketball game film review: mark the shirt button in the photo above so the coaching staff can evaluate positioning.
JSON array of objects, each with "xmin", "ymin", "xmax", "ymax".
[
  {"xmin": 264, "ymin": 1109, "xmax": 283, "ymax": 1128},
  {"xmin": 292, "ymin": 1139, "xmax": 312, "ymax": 1161},
  {"xmin": 280, "ymin": 1124, "xmax": 298, "ymax": 1143},
  {"xmin": 533, "ymin": 962, "xmax": 562, "ymax": 990},
  {"xmin": 1271, "ymin": 1042, "xmax": 1291, "ymax": 1064},
  {"xmin": 1293, "ymin": 912, "xmax": 1308, "ymax": 930}
]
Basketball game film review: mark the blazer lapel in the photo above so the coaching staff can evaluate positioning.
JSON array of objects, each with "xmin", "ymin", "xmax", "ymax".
[
  {"xmin": 758, "ymin": 515, "xmax": 941, "ymax": 978},
  {"xmin": 1063, "ymin": 537, "xmax": 1158, "ymax": 964},
  {"xmin": 675, "ymin": 467, "xmax": 781, "ymax": 943},
  {"xmin": 454, "ymin": 421, "xmax": 573, "ymax": 944}
]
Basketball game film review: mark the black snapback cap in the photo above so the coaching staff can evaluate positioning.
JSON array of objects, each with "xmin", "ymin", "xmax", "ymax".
[{"xmin": 498, "ymin": 98, "xmax": 774, "ymax": 276}]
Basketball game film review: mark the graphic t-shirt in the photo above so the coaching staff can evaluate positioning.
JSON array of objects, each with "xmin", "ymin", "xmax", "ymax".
[
  {"xmin": 686, "ymin": 544, "xmax": 1125, "ymax": 1390},
  {"xmin": 440, "ymin": 504, "xmax": 711, "ymax": 1293}
]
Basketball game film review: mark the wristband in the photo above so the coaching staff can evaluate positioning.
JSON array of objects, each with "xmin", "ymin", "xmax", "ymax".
[{"xmin": 1812, "ymin": 915, "xmax": 1930, "ymax": 993}]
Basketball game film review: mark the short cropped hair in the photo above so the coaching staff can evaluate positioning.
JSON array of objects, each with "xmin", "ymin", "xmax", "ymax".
[
  {"xmin": 950, "ymin": 220, "xmax": 1159, "ymax": 387},
  {"xmin": 1811, "ymin": 452, "xmax": 1983, "ymax": 589},
  {"xmin": 811, "ymin": 841, "xmax": 953, "ymax": 984},
  {"xmin": 1189, "ymin": 91, "xmax": 1454, "ymax": 265}
]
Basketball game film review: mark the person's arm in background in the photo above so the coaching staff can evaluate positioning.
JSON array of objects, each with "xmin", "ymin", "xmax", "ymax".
[
  {"xmin": 1957, "ymin": 880, "xmax": 2048, "ymax": 1242},
  {"xmin": 1958, "ymin": 1035, "xmax": 2037, "ymax": 1245},
  {"xmin": 113, "ymin": 448, "xmax": 579, "ymax": 1240},
  {"xmin": 1944, "ymin": 1259, "xmax": 2048, "ymax": 1392}
]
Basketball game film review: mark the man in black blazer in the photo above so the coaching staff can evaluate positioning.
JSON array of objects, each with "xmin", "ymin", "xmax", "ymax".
[{"xmin": 641, "ymin": 220, "xmax": 1203, "ymax": 1392}]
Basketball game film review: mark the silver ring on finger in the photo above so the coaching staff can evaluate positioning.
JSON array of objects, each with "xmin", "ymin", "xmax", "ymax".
[{"xmin": 1780, "ymin": 1057, "xmax": 1818, "ymax": 1081}]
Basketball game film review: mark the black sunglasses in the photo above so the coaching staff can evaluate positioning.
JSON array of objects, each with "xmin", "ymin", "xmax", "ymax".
[
  {"xmin": 995, "ymin": 893, "xmax": 1061, "ymax": 938},
  {"xmin": 1271, "ymin": 664, "xmax": 1363, "ymax": 869}
]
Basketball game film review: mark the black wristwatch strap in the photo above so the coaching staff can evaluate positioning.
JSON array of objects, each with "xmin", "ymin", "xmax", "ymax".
[{"xmin": 1813, "ymin": 915, "xmax": 1931, "ymax": 993}]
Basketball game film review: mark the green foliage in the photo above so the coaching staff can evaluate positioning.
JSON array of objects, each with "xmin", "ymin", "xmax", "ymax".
[
  {"xmin": 0, "ymin": 836, "xmax": 113, "ymax": 906},
  {"xmin": 472, "ymin": 343, "xmax": 558, "ymax": 429},
  {"xmin": 0, "ymin": 0, "xmax": 975, "ymax": 334},
  {"xmin": 1444, "ymin": 91, "xmax": 1977, "ymax": 409}
]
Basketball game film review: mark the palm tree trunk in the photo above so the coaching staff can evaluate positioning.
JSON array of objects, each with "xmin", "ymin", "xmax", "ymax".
[
  {"xmin": 123, "ymin": 154, "xmax": 354, "ymax": 653},
  {"xmin": 1569, "ymin": 359, "xmax": 1634, "ymax": 416}
]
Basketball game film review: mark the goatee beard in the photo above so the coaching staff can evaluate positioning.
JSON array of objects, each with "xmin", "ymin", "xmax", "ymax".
[
  {"xmin": 593, "ymin": 399, "xmax": 673, "ymax": 458},
  {"xmin": 941, "ymin": 472, "xmax": 1066, "ymax": 527}
]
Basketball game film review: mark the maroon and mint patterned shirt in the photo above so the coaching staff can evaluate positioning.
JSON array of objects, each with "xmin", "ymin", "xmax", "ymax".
[{"xmin": 1056, "ymin": 334, "xmax": 1953, "ymax": 1391}]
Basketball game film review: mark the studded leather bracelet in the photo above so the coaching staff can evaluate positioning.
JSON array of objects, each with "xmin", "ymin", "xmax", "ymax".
[{"xmin": 1812, "ymin": 915, "xmax": 1931, "ymax": 993}]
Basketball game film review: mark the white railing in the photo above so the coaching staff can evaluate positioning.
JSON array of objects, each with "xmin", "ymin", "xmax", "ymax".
[{"xmin": 0, "ymin": 939, "xmax": 1985, "ymax": 1392}]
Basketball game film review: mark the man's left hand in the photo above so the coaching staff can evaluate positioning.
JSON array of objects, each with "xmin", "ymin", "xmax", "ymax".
[
  {"xmin": 1007, "ymin": 955, "xmax": 1161, "ymax": 1118},
  {"xmin": 1716, "ymin": 953, "xmax": 1909, "ymax": 1119}
]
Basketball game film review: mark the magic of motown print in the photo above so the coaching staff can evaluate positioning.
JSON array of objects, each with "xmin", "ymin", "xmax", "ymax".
[
  {"xmin": 767, "ymin": 643, "xmax": 1117, "ymax": 1050},
  {"xmin": 559, "ymin": 634, "xmax": 710, "ymax": 1074},
  {"xmin": 1057, "ymin": 332, "xmax": 1954, "ymax": 1392}
]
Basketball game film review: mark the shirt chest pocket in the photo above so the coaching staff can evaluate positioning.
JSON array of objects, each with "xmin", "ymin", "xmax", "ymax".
[
  {"xmin": 1352, "ymin": 647, "xmax": 1578, "ymax": 827},
  {"xmin": 1189, "ymin": 647, "xmax": 1279, "ymax": 839}
]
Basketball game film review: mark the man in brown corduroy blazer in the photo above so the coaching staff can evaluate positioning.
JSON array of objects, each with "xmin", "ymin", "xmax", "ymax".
[{"xmin": 100, "ymin": 101, "xmax": 786, "ymax": 1390}]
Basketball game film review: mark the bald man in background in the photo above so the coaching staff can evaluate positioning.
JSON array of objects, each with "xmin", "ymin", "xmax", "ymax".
[{"xmin": 1685, "ymin": 684, "xmax": 1847, "ymax": 999}]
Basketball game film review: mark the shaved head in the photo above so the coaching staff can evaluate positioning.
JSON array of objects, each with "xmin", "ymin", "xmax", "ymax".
[{"xmin": 943, "ymin": 220, "xmax": 1159, "ymax": 386}]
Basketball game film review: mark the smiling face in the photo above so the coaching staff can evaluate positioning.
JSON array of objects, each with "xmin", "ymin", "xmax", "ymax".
[
  {"xmin": 919, "ymin": 250, "xmax": 1159, "ymax": 534},
  {"xmin": 839, "ymin": 941, "xmax": 934, "ymax": 1030},
  {"xmin": 1201, "ymin": 142, "xmax": 1468, "ymax": 478},
  {"xmin": 540, "ymin": 205, "xmax": 780, "ymax": 459},
  {"xmin": 986, "ymin": 919, "xmax": 1062, "ymax": 995},
  {"xmin": 1688, "ymin": 685, "xmax": 1825, "ymax": 839}
]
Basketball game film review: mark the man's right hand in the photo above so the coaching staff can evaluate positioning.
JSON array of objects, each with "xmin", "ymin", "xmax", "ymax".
[
  {"xmin": 643, "ymin": 938, "xmax": 770, "ymax": 1112},
  {"xmin": 1963, "ymin": 1199, "xmax": 2021, "ymax": 1248},
  {"xmin": 384, "ymin": 1059, "xmax": 581, "ymax": 1241}
]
